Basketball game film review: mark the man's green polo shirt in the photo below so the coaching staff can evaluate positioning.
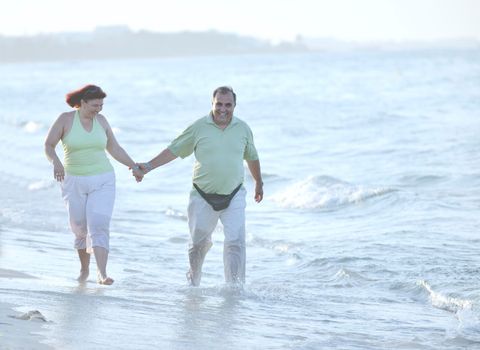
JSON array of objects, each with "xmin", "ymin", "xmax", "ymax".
[{"xmin": 168, "ymin": 114, "xmax": 259, "ymax": 195}]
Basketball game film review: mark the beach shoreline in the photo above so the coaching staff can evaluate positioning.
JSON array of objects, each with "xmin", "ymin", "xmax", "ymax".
[{"xmin": 0, "ymin": 268, "xmax": 53, "ymax": 350}]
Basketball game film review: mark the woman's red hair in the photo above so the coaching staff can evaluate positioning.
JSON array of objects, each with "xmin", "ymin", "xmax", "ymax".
[{"xmin": 65, "ymin": 84, "xmax": 107, "ymax": 108}]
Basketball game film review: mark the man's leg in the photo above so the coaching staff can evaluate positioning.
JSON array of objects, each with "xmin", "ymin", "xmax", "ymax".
[
  {"xmin": 187, "ymin": 193, "xmax": 219, "ymax": 286},
  {"xmin": 220, "ymin": 187, "xmax": 247, "ymax": 284}
]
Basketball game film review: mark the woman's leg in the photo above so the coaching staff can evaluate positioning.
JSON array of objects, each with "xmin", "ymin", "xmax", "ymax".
[
  {"xmin": 77, "ymin": 248, "xmax": 91, "ymax": 282},
  {"xmin": 93, "ymin": 247, "xmax": 113, "ymax": 285},
  {"xmin": 86, "ymin": 172, "xmax": 116, "ymax": 285},
  {"xmin": 62, "ymin": 175, "xmax": 90, "ymax": 281}
]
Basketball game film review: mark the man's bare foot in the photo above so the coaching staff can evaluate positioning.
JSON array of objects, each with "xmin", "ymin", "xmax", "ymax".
[
  {"xmin": 186, "ymin": 270, "xmax": 201, "ymax": 287},
  {"xmin": 77, "ymin": 269, "xmax": 89, "ymax": 283},
  {"xmin": 97, "ymin": 276, "xmax": 114, "ymax": 285}
]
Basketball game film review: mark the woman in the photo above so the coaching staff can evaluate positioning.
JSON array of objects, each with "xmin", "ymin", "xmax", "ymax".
[{"xmin": 44, "ymin": 84, "xmax": 143, "ymax": 285}]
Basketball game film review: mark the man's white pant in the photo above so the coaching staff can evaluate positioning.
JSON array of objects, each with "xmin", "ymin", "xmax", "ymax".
[
  {"xmin": 187, "ymin": 186, "xmax": 246, "ymax": 285},
  {"xmin": 61, "ymin": 172, "xmax": 115, "ymax": 253}
]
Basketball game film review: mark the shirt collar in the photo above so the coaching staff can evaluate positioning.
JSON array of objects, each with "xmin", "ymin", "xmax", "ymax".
[{"xmin": 206, "ymin": 112, "xmax": 238, "ymax": 128}]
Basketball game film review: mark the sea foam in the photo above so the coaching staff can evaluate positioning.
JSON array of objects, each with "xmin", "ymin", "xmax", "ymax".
[{"xmin": 271, "ymin": 175, "xmax": 392, "ymax": 209}]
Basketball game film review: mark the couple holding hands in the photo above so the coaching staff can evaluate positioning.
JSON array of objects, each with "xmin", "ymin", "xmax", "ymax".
[{"xmin": 44, "ymin": 84, "xmax": 263, "ymax": 286}]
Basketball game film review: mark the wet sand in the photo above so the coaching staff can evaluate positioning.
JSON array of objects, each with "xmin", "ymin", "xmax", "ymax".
[{"xmin": 0, "ymin": 268, "xmax": 52, "ymax": 349}]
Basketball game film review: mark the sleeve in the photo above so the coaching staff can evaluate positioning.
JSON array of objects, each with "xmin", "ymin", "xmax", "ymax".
[
  {"xmin": 243, "ymin": 124, "xmax": 259, "ymax": 161},
  {"xmin": 167, "ymin": 124, "xmax": 196, "ymax": 159}
]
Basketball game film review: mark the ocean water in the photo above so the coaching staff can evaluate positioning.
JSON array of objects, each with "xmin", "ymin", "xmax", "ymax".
[{"xmin": 0, "ymin": 48, "xmax": 479, "ymax": 349}]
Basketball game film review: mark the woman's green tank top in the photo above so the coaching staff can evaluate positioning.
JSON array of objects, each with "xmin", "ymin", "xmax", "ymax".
[{"xmin": 62, "ymin": 111, "xmax": 113, "ymax": 176}]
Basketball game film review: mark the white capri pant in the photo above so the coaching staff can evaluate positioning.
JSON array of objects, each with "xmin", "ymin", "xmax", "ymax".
[
  {"xmin": 61, "ymin": 171, "xmax": 115, "ymax": 253},
  {"xmin": 187, "ymin": 186, "xmax": 247, "ymax": 283}
]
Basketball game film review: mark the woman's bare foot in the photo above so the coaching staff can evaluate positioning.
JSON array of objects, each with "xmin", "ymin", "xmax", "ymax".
[
  {"xmin": 97, "ymin": 275, "xmax": 114, "ymax": 285},
  {"xmin": 77, "ymin": 269, "xmax": 89, "ymax": 283}
]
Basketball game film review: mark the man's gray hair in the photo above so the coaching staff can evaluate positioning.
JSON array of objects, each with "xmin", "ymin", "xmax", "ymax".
[{"xmin": 213, "ymin": 86, "xmax": 236, "ymax": 104}]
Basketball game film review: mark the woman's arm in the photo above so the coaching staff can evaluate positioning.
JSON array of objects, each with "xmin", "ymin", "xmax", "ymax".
[
  {"xmin": 99, "ymin": 115, "xmax": 143, "ymax": 181},
  {"xmin": 44, "ymin": 114, "xmax": 66, "ymax": 182}
]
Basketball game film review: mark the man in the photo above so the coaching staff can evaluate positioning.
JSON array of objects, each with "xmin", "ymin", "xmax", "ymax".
[{"xmin": 139, "ymin": 86, "xmax": 263, "ymax": 286}]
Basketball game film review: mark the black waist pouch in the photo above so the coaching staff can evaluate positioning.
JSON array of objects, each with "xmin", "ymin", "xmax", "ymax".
[{"xmin": 193, "ymin": 183, "xmax": 242, "ymax": 211}]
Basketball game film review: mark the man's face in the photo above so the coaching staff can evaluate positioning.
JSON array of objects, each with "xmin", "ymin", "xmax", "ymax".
[{"xmin": 212, "ymin": 92, "xmax": 235, "ymax": 126}]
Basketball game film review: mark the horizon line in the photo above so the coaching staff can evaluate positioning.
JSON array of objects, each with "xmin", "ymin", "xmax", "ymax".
[{"xmin": 1, "ymin": 26, "xmax": 479, "ymax": 44}]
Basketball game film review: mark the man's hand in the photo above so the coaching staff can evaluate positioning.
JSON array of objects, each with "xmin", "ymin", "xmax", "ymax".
[
  {"xmin": 254, "ymin": 182, "xmax": 263, "ymax": 203},
  {"xmin": 138, "ymin": 162, "xmax": 153, "ymax": 174}
]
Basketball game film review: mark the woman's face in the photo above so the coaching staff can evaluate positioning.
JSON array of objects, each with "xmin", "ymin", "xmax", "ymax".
[{"xmin": 81, "ymin": 98, "xmax": 104, "ymax": 117}]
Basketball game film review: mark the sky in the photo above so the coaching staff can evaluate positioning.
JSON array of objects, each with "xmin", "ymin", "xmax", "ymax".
[{"xmin": 1, "ymin": 0, "xmax": 479, "ymax": 42}]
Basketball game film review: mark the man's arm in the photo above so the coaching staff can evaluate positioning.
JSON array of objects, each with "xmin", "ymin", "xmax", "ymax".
[
  {"xmin": 139, "ymin": 148, "xmax": 178, "ymax": 174},
  {"xmin": 246, "ymin": 159, "xmax": 263, "ymax": 203}
]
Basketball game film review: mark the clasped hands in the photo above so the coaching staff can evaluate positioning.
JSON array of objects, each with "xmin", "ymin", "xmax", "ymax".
[{"xmin": 130, "ymin": 162, "xmax": 152, "ymax": 182}]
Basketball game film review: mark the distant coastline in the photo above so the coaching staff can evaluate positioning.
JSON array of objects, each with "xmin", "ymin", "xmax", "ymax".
[{"xmin": 0, "ymin": 26, "xmax": 478, "ymax": 63}]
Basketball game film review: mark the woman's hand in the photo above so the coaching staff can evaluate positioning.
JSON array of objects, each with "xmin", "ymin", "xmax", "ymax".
[
  {"xmin": 131, "ymin": 164, "xmax": 144, "ymax": 182},
  {"xmin": 53, "ymin": 161, "xmax": 65, "ymax": 182}
]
